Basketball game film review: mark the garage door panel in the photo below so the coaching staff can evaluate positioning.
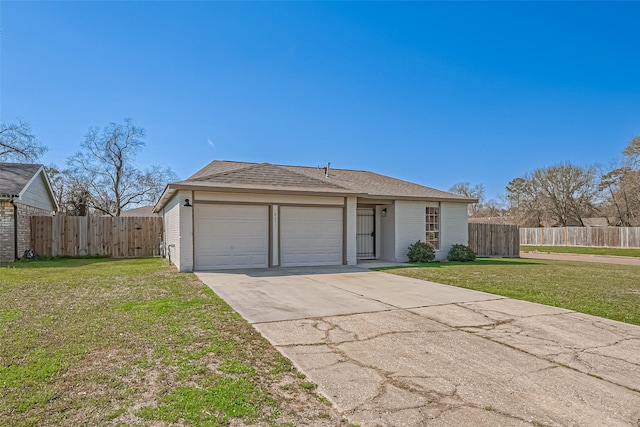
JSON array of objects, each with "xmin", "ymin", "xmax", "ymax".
[
  {"xmin": 195, "ymin": 204, "xmax": 268, "ymax": 270},
  {"xmin": 280, "ymin": 207, "xmax": 343, "ymax": 267}
]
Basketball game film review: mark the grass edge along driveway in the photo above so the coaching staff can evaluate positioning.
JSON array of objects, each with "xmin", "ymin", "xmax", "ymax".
[
  {"xmin": 521, "ymin": 245, "xmax": 640, "ymax": 258},
  {"xmin": 381, "ymin": 257, "xmax": 640, "ymax": 327},
  {"xmin": 0, "ymin": 258, "xmax": 346, "ymax": 427}
]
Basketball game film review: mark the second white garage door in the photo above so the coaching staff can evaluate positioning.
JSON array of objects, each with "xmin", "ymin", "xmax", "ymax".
[
  {"xmin": 280, "ymin": 206, "xmax": 343, "ymax": 267},
  {"xmin": 194, "ymin": 204, "xmax": 269, "ymax": 270}
]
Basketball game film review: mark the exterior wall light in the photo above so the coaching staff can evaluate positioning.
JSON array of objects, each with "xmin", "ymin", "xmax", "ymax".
[
  {"xmin": 184, "ymin": 198, "xmax": 192, "ymax": 207},
  {"xmin": 381, "ymin": 208, "xmax": 387, "ymax": 217}
]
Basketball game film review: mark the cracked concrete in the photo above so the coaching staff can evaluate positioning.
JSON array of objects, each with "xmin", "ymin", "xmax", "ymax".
[{"xmin": 197, "ymin": 266, "xmax": 640, "ymax": 426}]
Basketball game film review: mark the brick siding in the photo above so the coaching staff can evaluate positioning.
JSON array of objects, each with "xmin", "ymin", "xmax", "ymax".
[
  {"xmin": 0, "ymin": 201, "xmax": 14, "ymax": 262},
  {"xmin": 0, "ymin": 201, "xmax": 53, "ymax": 262}
]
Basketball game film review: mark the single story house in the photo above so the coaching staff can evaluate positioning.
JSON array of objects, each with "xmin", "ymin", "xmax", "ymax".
[
  {"xmin": 119, "ymin": 206, "xmax": 161, "ymax": 217},
  {"xmin": 153, "ymin": 160, "xmax": 476, "ymax": 272},
  {"xmin": 0, "ymin": 163, "xmax": 59, "ymax": 262}
]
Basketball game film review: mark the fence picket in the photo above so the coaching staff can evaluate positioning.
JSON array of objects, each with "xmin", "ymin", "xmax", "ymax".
[
  {"xmin": 30, "ymin": 216, "xmax": 163, "ymax": 257},
  {"xmin": 520, "ymin": 227, "xmax": 640, "ymax": 248},
  {"xmin": 468, "ymin": 223, "xmax": 520, "ymax": 257}
]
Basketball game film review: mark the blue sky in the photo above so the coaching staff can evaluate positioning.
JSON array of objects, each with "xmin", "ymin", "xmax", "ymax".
[{"xmin": 2, "ymin": 1, "xmax": 639, "ymax": 201}]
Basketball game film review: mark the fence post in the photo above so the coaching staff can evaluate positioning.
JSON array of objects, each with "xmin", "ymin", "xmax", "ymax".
[{"xmin": 30, "ymin": 216, "xmax": 163, "ymax": 257}]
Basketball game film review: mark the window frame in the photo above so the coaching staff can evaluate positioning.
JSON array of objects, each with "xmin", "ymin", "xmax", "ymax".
[{"xmin": 425, "ymin": 205, "xmax": 440, "ymax": 249}]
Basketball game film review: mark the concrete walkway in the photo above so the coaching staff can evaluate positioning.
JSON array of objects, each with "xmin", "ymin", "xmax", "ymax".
[
  {"xmin": 521, "ymin": 251, "xmax": 640, "ymax": 266},
  {"xmin": 197, "ymin": 266, "xmax": 640, "ymax": 426}
]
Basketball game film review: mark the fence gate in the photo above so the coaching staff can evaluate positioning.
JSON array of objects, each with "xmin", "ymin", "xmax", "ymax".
[{"xmin": 356, "ymin": 208, "xmax": 375, "ymax": 259}]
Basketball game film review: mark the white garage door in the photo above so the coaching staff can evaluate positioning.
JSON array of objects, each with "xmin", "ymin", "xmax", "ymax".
[
  {"xmin": 194, "ymin": 204, "xmax": 268, "ymax": 270},
  {"xmin": 280, "ymin": 206, "xmax": 343, "ymax": 267}
]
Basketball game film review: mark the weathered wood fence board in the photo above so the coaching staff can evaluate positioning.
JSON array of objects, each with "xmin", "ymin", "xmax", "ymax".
[
  {"xmin": 520, "ymin": 227, "xmax": 640, "ymax": 248},
  {"xmin": 30, "ymin": 216, "xmax": 163, "ymax": 257},
  {"xmin": 468, "ymin": 223, "xmax": 520, "ymax": 257}
]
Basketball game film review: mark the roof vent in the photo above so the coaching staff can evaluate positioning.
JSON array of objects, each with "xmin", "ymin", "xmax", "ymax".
[{"xmin": 324, "ymin": 162, "xmax": 331, "ymax": 178}]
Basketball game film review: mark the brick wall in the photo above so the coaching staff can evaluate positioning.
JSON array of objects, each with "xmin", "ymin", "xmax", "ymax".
[
  {"xmin": 0, "ymin": 201, "xmax": 15, "ymax": 263},
  {"xmin": 16, "ymin": 202, "xmax": 53, "ymax": 259},
  {"xmin": 0, "ymin": 201, "xmax": 53, "ymax": 262}
]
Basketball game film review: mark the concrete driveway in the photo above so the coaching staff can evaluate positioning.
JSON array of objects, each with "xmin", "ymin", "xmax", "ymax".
[{"xmin": 197, "ymin": 266, "xmax": 640, "ymax": 427}]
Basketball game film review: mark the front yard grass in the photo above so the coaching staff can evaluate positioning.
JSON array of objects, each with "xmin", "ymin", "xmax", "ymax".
[
  {"xmin": 0, "ymin": 258, "xmax": 343, "ymax": 427},
  {"xmin": 521, "ymin": 245, "xmax": 640, "ymax": 257},
  {"xmin": 382, "ymin": 258, "xmax": 640, "ymax": 326}
]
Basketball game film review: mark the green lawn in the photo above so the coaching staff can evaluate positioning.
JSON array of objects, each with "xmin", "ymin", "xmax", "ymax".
[
  {"xmin": 0, "ymin": 258, "xmax": 343, "ymax": 427},
  {"xmin": 382, "ymin": 258, "xmax": 640, "ymax": 326},
  {"xmin": 521, "ymin": 245, "xmax": 640, "ymax": 257}
]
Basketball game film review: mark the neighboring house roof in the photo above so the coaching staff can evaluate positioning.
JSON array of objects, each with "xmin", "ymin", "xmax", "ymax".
[
  {"xmin": 155, "ymin": 160, "xmax": 476, "ymax": 212},
  {"xmin": 0, "ymin": 162, "xmax": 60, "ymax": 211},
  {"xmin": 468, "ymin": 216, "xmax": 516, "ymax": 225},
  {"xmin": 582, "ymin": 217, "xmax": 610, "ymax": 227},
  {"xmin": 0, "ymin": 163, "xmax": 43, "ymax": 198},
  {"xmin": 120, "ymin": 206, "xmax": 159, "ymax": 217}
]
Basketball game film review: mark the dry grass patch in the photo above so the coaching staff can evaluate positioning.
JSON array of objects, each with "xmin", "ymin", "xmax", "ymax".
[
  {"xmin": 0, "ymin": 258, "xmax": 345, "ymax": 426},
  {"xmin": 381, "ymin": 258, "xmax": 640, "ymax": 326}
]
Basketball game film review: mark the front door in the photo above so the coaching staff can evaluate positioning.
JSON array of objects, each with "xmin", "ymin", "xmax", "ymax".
[{"xmin": 356, "ymin": 208, "xmax": 375, "ymax": 259}]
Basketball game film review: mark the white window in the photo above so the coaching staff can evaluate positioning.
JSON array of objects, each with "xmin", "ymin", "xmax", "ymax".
[{"xmin": 426, "ymin": 206, "xmax": 440, "ymax": 249}]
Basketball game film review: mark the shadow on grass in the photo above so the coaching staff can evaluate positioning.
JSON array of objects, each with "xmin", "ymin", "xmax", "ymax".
[
  {"xmin": 373, "ymin": 258, "xmax": 542, "ymax": 271},
  {"xmin": 1, "ymin": 256, "xmax": 141, "ymax": 269}
]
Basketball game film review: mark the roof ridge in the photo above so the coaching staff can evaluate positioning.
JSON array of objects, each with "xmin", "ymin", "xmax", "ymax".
[
  {"xmin": 183, "ymin": 162, "xmax": 352, "ymax": 191},
  {"xmin": 189, "ymin": 162, "xmax": 267, "ymax": 182},
  {"xmin": 271, "ymin": 163, "xmax": 352, "ymax": 190},
  {"xmin": 281, "ymin": 164, "xmax": 369, "ymax": 173}
]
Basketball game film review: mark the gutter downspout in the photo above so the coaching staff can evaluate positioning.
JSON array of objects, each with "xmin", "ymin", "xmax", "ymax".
[{"xmin": 11, "ymin": 198, "xmax": 18, "ymax": 261}]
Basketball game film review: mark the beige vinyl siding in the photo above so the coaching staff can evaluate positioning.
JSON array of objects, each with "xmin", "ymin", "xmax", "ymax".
[
  {"xmin": 20, "ymin": 173, "xmax": 55, "ymax": 211},
  {"xmin": 163, "ymin": 194, "xmax": 182, "ymax": 270},
  {"xmin": 163, "ymin": 190, "xmax": 195, "ymax": 272},
  {"xmin": 178, "ymin": 191, "xmax": 194, "ymax": 272}
]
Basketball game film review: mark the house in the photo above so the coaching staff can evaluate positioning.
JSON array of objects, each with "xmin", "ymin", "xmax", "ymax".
[
  {"xmin": 468, "ymin": 216, "xmax": 516, "ymax": 225},
  {"xmin": 119, "ymin": 206, "xmax": 160, "ymax": 217},
  {"xmin": 0, "ymin": 163, "xmax": 59, "ymax": 262},
  {"xmin": 152, "ymin": 160, "xmax": 476, "ymax": 272}
]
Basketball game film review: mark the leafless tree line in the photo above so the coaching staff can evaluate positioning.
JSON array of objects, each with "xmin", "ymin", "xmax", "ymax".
[
  {"xmin": 1, "ymin": 118, "xmax": 177, "ymax": 216},
  {"xmin": 450, "ymin": 136, "xmax": 640, "ymax": 227}
]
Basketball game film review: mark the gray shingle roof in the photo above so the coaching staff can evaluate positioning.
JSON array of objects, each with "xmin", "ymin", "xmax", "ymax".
[
  {"xmin": 178, "ymin": 160, "xmax": 472, "ymax": 201},
  {"xmin": 0, "ymin": 163, "xmax": 43, "ymax": 197}
]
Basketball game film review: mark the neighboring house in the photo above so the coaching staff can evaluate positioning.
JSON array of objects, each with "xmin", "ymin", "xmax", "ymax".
[
  {"xmin": 547, "ymin": 217, "xmax": 613, "ymax": 227},
  {"xmin": 468, "ymin": 216, "xmax": 516, "ymax": 225},
  {"xmin": 153, "ymin": 160, "xmax": 476, "ymax": 272},
  {"xmin": 0, "ymin": 163, "xmax": 59, "ymax": 262},
  {"xmin": 119, "ymin": 206, "xmax": 160, "ymax": 217}
]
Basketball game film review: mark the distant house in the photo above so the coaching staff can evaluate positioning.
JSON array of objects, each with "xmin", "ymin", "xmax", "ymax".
[
  {"xmin": 468, "ymin": 216, "xmax": 516, "ymax": 225},
  {"xmin": 153, "ymin": 160, "xmax": 476, "ymax": 272},
  {"xmin": 0, "ymin": 163, "xmax": 59, "ymax": 262},
  {"xmin": 120, "ymin": 206, "xmax": 160, "ymax": 217},
  {"xmin": 547, "ymin": 217, "xmax": 613, "ymax": 227}
]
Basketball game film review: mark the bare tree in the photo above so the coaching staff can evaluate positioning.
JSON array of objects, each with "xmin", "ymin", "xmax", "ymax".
[
  {"xmin": 597, "ymin": 136, "xmax": 640, "ymax": 226},
  {"xmin": 506, "ymin": 163, "xmax": 598, "ymax": 226},
  {"xmin": 449, "ymin": 182, "xmax": 485, "ymax": 216},
  {"xmin": 623, "ymin": 135, "xmax": 640, "ymax": 168},
  {"xmin": 46, "ymin": 165, "xmax": 92, "ymax": 216},
  {"xmin": 67, "ymin": 119, "xmax": 178, "ymax": 216},
  {"xmin": 0, "ymin": 118, "xmax": 47, "ymax": 162},
  {"xmin": 506, "ymin": 176, "xmax": 546, "ymax": 226}
]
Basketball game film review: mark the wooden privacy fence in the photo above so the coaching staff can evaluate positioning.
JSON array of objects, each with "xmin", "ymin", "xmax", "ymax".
[
  {"xmin": 468, "ymin": 223, "xmax": 520, "ymax": 257},
  {"xmin": 520, "ymin": 227, "xmax": 640, "ymax": 248},
  {"xmin": 30, "ymin": 216, "xmax": 163, "ymax": 257}
]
